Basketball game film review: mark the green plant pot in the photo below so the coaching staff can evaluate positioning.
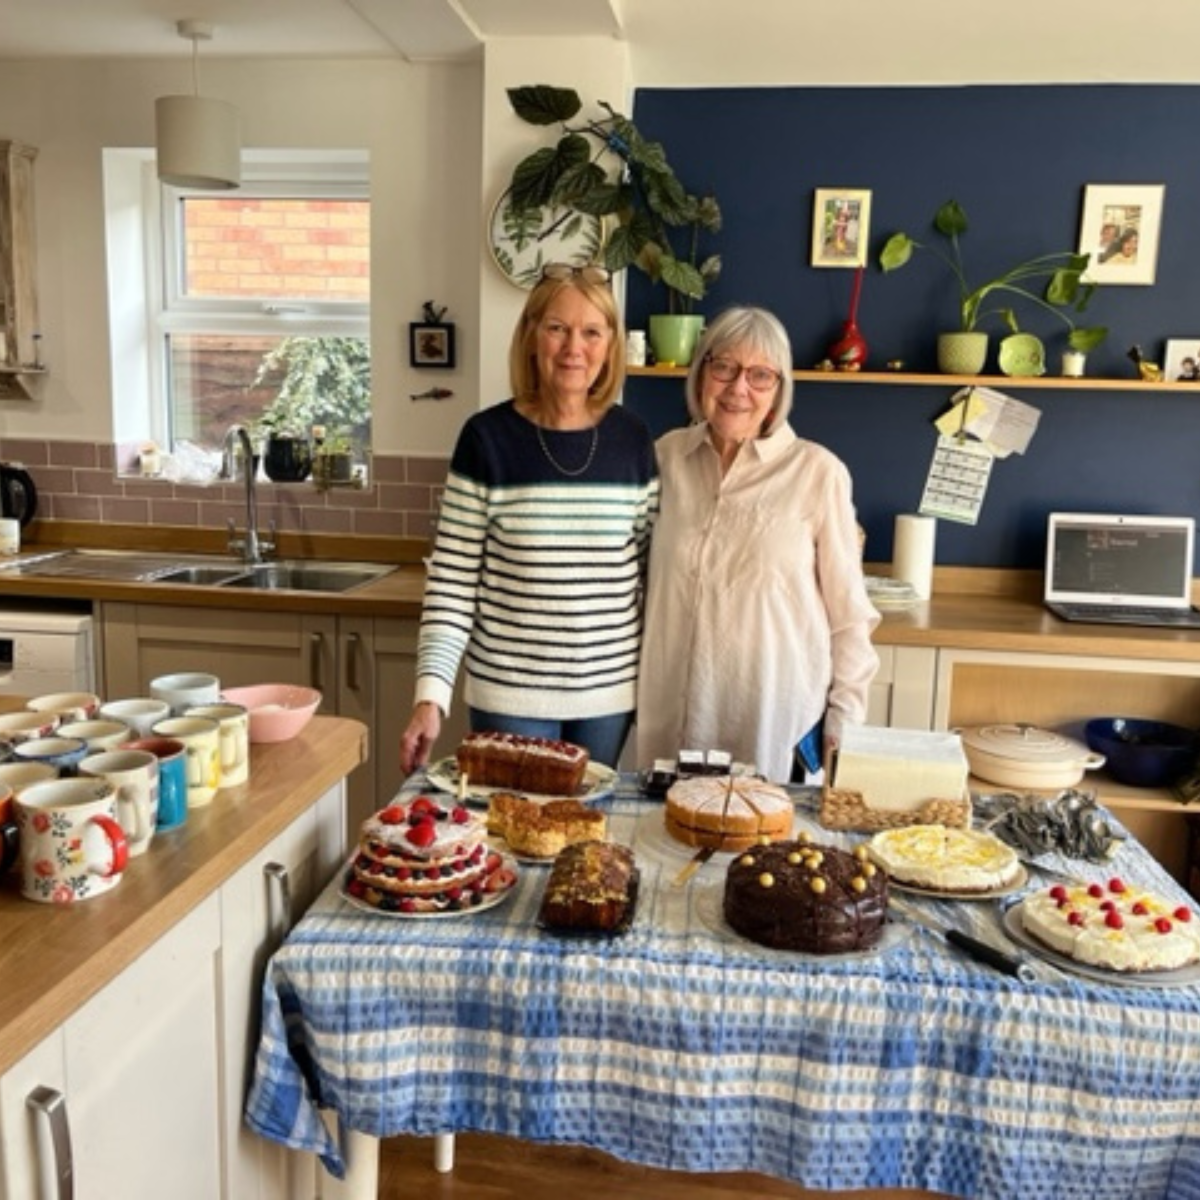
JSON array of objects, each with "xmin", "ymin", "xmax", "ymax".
[
  {"xmin": 648, "ymin": 315, "xmax": 705, "ymax": 368},
  {"xmin": 936, "ymin": 332, "xmax": 988, "ymax": 375}
]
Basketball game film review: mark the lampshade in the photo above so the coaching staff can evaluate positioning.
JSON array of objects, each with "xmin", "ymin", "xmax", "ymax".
[
  {"xmin": 156, "ymin": 95, "xmax": 241, "ymax": 189},
  {"xmin": 155, "ymin": 19, "xmax": 241, "ymax": 191}
]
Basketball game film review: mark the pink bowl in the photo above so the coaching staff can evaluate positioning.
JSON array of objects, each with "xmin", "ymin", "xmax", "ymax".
[{"xmin": 219, "ymin": 684, "xmax": 322, "ymax": 744}]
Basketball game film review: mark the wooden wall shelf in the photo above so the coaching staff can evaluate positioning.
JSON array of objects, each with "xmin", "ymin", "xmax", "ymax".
[{"xmin": 628, "ymin": 365, "xmax": 1198, "ymax": 393}]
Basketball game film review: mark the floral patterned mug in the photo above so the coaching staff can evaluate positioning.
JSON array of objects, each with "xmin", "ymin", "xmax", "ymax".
[{"xmin": 14, "ymin": 777, "xmax": 129, "ymax": 904}]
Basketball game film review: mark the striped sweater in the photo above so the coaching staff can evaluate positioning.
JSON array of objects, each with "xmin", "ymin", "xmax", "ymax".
[{"xmin": 414, "ymin": 400, "xmax": 660, "ymax": 721}]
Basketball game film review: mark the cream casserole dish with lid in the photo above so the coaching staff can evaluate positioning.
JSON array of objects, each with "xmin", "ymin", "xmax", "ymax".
[{"xmin": 958, "ymin": 723, "xmax": 1105, "ymax": 789}]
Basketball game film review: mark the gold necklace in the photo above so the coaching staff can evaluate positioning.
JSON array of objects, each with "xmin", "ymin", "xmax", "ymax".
[{"xmin": 535, "ymin": 422, "xmax": 598, "ymax": 477}]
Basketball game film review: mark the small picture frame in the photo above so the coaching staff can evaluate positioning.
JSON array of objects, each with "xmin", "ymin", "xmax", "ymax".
[
  {"xmin": 811, "ymin": 188, "xmax": 872, "ymax": 268},
  {"xmin": 1078, "ymin": 183, "xmax": 1165, "ymax": 286},
  {"xmin": 409, "ymin": 322, "xmax": 455, "ymax": 369},
  {"xmin": 1163, "ymin": 339, "xmax": 1200, "ymax": 383}
]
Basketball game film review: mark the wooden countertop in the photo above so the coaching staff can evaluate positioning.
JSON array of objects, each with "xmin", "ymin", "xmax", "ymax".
[{"xmin": 0, "ymin": 713, "xmax": 368, "ymax": 1076}]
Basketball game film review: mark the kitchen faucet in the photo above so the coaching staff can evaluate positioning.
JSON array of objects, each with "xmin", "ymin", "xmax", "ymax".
[{"xmin": 220, "ymin": 424, "xmax": 276, "ymax": 564}]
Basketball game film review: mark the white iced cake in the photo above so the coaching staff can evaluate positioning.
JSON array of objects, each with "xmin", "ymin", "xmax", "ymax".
[
  {"xmin": 834, "ymin": 727, "xmax": 969, "ymax": 811},
  {"xmin": 867, "ymin": 824, "xmax": 1021, "ymax": 893},
  {"xmin": 1021, "ymin": 879, "xmax": 1200, "ymax": 973}
]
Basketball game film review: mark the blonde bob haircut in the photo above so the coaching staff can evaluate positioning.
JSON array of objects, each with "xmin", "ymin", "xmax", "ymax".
[
  {"xmin": 508, "ymin": 276, "xmax": 627, "ymax": 416},
  {"xmin": 684, "ymin": 306, "xmax": 795, "ymax": 436}
]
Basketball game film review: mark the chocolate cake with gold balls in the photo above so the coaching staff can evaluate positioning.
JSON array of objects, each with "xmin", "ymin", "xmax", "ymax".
[
  {"xmin": 345, "ymin": 795, "xmax": 515, "ymax": 914},
  {"xmin": 723, "ymin": 834, "xmax": 888, "ymax": 953}
]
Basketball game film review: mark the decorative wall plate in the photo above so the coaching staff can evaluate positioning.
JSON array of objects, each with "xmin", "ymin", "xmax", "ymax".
[{"xmin": 488, "ymin": 187, "xmax": 606, "ymax": 290}]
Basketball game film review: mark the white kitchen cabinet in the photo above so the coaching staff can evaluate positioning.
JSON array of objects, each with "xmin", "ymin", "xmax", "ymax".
[
  {"xmin": 867, "ymin": 644, "xmax": 938, "ymax": 731},
  {"xmin": 220, "ymin": 780, "xmax": 346, "ymax": 1200},
  {"xmin": 0, "ymin": 896, "xmax": 223, "ymax": 1200}
]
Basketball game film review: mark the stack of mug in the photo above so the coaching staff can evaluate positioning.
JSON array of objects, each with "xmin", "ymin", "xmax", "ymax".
[{"xmin": 0, "ymin": 670, "xmax": 251, "ymax": 905}]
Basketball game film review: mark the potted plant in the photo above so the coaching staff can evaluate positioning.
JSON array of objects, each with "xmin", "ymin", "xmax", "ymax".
[
  {"xmin": 505, "ymin": 84, "xmax": 721, "ymax": 366},
  {"xmin": 879, "ymin": 199, "xmax": 1108, "ymax": 375},
  {"xmin": 312, "ymin": 430, "xmax": 356, "ymax": 487}
]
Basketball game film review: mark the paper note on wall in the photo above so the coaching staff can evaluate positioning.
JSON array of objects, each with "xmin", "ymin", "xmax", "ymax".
[
  {"xmin": 933, "ymin": 387, "xmax": 1041, "ymax": 458},
  {"xmin": 918, "ymin": 435, "xmax": 994, "ymax": 524}
]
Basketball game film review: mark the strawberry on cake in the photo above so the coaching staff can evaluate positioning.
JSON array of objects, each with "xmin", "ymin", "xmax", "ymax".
[
  {"xmin": 345, "ymin": 795, "xmax": 516, "ymax": 915},
  {"xmin": 1020, "ymin": 878, "xmax": 1200, "ymax": 973}
]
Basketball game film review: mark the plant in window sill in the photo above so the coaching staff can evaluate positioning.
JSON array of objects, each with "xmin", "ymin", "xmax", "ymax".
[
  {"xmin": 312, "ymin": 432, "xmax": 358, "ymax": 488},
  {"xmin": 879, "ymin": 199, "xmax": 1108, "ymax": 372}
]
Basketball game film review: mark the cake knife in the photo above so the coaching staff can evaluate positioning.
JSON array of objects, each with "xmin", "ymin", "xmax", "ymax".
[
  {"xmin": 672, "ymin": 775, "xmax": 736, "ymax": 887},
  {"xmin": 890, "ymin": 895, "xmax": 1037, "ymax": 983}
]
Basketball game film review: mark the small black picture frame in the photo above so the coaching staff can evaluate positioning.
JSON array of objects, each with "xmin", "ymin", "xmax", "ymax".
[{"xmin": 409, "ymin": 322, "xmax": 455, "ymax": 369}]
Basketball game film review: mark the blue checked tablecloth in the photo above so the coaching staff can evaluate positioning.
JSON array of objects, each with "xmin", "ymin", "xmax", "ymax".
[{"xmin": 245, "ymin": 776, "xmax": 1200, "ymax": 1199}]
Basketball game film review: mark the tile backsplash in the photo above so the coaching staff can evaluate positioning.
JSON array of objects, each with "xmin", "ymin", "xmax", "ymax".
[{"xmin": 0, "ymin": 439, "xmax": 448, "ymax": 542}]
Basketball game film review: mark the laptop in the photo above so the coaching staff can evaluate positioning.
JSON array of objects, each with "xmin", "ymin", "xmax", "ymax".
[{"xmin": 1044, "ymin": 512, "xmax": 1200, "ymax": 628}]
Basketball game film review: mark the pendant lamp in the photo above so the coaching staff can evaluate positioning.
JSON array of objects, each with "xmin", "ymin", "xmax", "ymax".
[{"xmin": 155, "ymin": 19, "xmax": 241, "ymax": 190}]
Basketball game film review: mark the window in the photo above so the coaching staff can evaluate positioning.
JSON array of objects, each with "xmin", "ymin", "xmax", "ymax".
[{"xmin": 103, "ymin": 150, "xmax": 370, "ymax": 468}]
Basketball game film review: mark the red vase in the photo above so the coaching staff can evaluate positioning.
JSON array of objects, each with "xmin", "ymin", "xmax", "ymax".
[{"xmin": 827, "ymin": 267, "xmax": 868, "ymax": 369}]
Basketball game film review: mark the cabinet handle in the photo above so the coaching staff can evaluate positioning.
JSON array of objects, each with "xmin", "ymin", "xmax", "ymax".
[
  {"xmin": 264, "ymin": 861, "xmax": 293, "ymax": 940},
  {"xmin": 26, "ymin": 1085, "xmax": 74, "ymax": 1200},
  {"xmin": 345, "ymin": 630, "xmax": 361, "ymax": 693},
  {"xmin": 309, "ymin": 631, "xmax": 325, "ymax": 692}
]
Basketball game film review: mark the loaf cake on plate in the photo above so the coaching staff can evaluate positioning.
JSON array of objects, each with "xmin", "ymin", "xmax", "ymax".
[
  {"xmin": 538, "ymin": 841, "xmax": 637, "ymax": 932},
  {"xmin": 457, "ymin": 731, "xmax": 590, "ymax": 795}
]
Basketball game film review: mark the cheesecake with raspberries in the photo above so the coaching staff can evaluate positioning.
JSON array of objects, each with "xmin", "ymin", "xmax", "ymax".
[
  {"xmin": 1021, "ymin": 878, "xmax": 1200, "ymax": 972},
  {"xmin": 344, "ymin": 795, "xmax": 515, "ymax": 914}
]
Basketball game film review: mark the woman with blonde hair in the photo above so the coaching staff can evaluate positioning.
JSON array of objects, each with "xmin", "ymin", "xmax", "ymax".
[{"xmin": 400, "ymin": 265, "xmax": 659, "ymax": 773}]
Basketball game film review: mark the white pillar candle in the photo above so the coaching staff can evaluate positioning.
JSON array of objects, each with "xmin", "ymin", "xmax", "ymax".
[{"xmin": 893, "ymin": 514, "xmax": 937, "ymax": 600}]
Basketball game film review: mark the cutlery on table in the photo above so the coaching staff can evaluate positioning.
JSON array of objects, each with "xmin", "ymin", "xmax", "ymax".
[
  {"xmin": 673, "ymin": 775, "xmax": 735, "ymax": 888},
  {"xmin": 890, "ymin": 894, "xmax": 1038, "ymax": 983}
]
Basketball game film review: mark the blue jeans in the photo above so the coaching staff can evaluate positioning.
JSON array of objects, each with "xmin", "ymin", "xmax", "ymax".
[{"xmin": 468, "ymin": 709, "xmax": 633, "ymax": 771}]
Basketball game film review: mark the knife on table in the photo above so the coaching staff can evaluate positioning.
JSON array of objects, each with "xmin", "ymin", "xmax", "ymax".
[{"xmin": 890, "ymin": 895, "xmax": 1037, "ymax": 983}]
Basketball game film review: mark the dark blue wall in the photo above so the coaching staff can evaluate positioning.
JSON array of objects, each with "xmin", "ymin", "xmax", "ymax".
[{"xmin": 621, "ymin": 85, "xmax": 1200, "ymax": 567}]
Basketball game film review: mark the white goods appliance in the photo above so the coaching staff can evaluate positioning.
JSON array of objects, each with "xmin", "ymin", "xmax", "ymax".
[{"xmin": 0, "ymin": 604, "xmax": 95, "ymax": 695}]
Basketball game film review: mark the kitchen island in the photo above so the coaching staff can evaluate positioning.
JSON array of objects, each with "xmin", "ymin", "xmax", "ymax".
[{"xmin": 0, "ymin": 712, "xmax": 366, "ymax": 1199}]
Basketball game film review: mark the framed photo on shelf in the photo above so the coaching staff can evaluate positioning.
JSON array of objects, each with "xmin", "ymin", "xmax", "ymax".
[
  {"xmin": 1163, "ymin": 338, "xmax": 1200, "ymax": 383},
  {"xmin": 409, "ymin": 322, "xmax": 455, "ymax": 369},
  {"xmin": 811, "ymin": 188, "xmax": 871, "ymax": 268},
  {"xmin": 1078, "ymin": 183, "xmax": 1165, "ymax": 286}
]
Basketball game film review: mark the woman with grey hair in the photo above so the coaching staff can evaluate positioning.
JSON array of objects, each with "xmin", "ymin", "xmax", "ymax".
[{"xmin": 636, "ymin": 305, "xmax": 879, "ymax": 782}]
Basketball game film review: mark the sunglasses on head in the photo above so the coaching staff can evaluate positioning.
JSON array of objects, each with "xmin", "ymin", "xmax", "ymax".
[{"xmin": 541, "ymin": 262, "xmax": 612, "ymax": 285}]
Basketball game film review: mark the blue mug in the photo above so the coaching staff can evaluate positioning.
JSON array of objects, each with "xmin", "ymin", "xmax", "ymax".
[{"xmin": 127, "ymin": 737, "xmax": 188, "ymax": 830}]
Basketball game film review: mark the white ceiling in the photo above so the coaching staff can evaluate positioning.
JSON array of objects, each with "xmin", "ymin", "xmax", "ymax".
[{"xmin": 0, "ymin": 0, "xmax": 623, "ymax": 62}]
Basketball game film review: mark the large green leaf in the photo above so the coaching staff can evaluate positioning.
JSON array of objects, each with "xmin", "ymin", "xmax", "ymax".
[
  {"xmin": 933, "ymin": 200, "xmax": 968, "ymax": 238},
  {"xmin": 510, "ymin": 135, "xmax": 590, "ymax": 211},
  {"xmin": 659, "ymin": 256, "xmax": 705, "ymax": 301},
  {"xmin": 508, "ymin": 85, "xmax": 582, "ymax": 126},
  {"xmin": 879, "ymin": 233, "xmax": 916, "ymax": 272}
]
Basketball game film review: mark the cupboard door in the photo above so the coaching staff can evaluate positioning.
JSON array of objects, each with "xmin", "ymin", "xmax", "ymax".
[
  {"xmin": 63, "ymin": 896, "xmax": 223, "ymax": 1200},
  {"xmin": 220, "ymin": 784, "xmax": 346, "ymax": 1200},
  {"xmin": 0, "ymin": 1033, "xmax": 65, "ymax": 1200}
]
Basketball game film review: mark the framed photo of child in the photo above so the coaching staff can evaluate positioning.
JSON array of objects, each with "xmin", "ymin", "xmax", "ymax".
[
  {"xmin": 1164, "ymin": 339, "xmax": 1200, "ymax": 383},
  {"xmin": 811, "ymin": 188, "xmax": 871, "ymax": 268}
]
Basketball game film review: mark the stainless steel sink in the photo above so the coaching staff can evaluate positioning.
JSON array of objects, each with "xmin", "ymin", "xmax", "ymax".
[{"xmin": 0, "ymin": 550, "xmax": 394, "ymax": 594}]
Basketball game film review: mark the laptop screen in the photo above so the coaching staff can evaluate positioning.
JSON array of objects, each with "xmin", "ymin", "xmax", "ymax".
[{"xmin": 1044, "ymin": 513, "xmax": 1196, "ymax": 609}]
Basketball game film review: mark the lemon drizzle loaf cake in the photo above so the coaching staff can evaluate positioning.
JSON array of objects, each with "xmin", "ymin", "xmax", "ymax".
[
  {"xmin": 1021, "ymin": 879, "xmax": 1200, "ymax": 973},
  {"xmin": 457, "ymin": 731, "xmax": 590, "ymax": 795},
  {"xmin": 866, "ymin": 825, "xmax": 1022, "ymax": 893},
  {"xmin": 345, "ymin": 795, "xmax": 513, "ymax": 914},
  {"xmin": 723, "ymin": 836, "xmax": 888, "ymax": 953},
  {"xmin": 664, "ymin": 775, "xmax": 793, "ymax": 852}
]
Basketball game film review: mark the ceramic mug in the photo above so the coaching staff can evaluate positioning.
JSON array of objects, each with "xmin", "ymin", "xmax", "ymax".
[
  {"xmin": 185, "ymin": 702, "xmax": 250, "ymax": 787},
  {"xmin": 0, "ymin": 710, "xmax": 61, "ymax": 743},
  {"xmin": 13, "ymin": 735, "xmax": 90, "ymax": 775},
  {"xmin": 126, "ymin": 737, "xmax": 188, "ymax": 830},
  {"xmin": 0, "ymin": 761, "xmax": 59, "ymax": 793},
  {"xmin": 26, "ymin": 691, "xmax": 102, "ymax": 723},
  {"xmin": 151, "ymin": 717, "xmax": 220, "ymax": 807},
  {"xmin": 150, "ymin": 673, "xmax": 221, "ymax": 717},
  {"xmin": 98, "ymin": 697, "xmax": 172, "ymax": 739},
  {"xmin": 80, "ymin": 749, "xmax": 160, "ymax": 857},
  {"xmin": 58, "ymin": 719, "xmax": 133, "ymax": 753},
  {"xmin": 0, "ymin": 784, "xmax": 17, "ymax": 874},
  {"xmin": 14, "ymin": 777, "xmax": 129, "ymax": 903}
]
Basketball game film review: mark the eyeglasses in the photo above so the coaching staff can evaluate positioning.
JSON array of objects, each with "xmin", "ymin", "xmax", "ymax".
[
  {"xmin": 541, "ymin": 262, "xmax": 612, "ymax": 285},
  {"xmin": 704, "ymin": 356, "xmax": 782, "ymax": 391}
]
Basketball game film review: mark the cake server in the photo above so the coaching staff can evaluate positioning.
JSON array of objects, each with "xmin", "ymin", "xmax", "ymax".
[
  {"xmin": 672, "ymin": 846, "xmax": 715, "ymax": 887},
  {"xmin": 890, "ymin": 895, "xmax": 1037, "ymax": 983}
]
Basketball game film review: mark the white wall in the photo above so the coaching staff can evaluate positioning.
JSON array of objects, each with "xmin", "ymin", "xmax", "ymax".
[{"xmin": 0, "ymin": 55, "xmax": 483, "ymax": 459}]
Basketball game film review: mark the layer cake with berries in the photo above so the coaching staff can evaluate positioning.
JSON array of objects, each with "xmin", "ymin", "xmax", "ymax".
[
  {"xmin": 1020, "ymin": 878, "xmax": 1200, "ymax": 972},
  {"xmin": 723, "ymin": 835, "xmax": 888, "ymax": 953},
  {"xmin": 345, "ymin": 795, "xmax": 515, "ymax": 915}
]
